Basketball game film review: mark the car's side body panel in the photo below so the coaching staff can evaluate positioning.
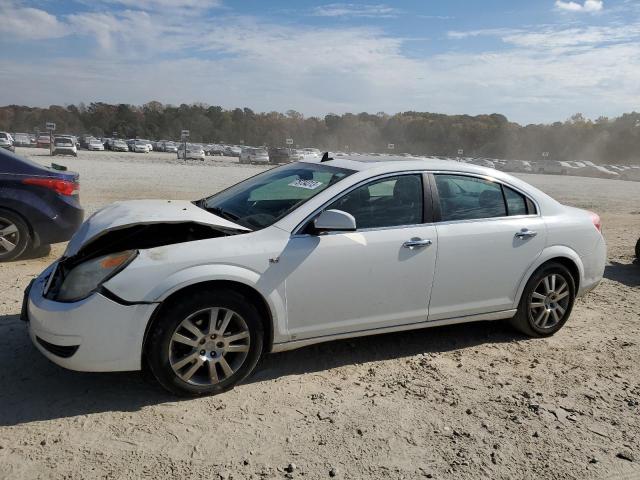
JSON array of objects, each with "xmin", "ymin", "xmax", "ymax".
[
  {"xmin": 428, "ymin": 215, "xmax": 547, "ymax": 319},
  {"xmin": 103, "ymin": 227, "xmax": 292, "ymax": 343},
  {"xmin": 271, "ymin": 309, "xmax": 517, "ymax": 353},
  {"xmin": 283, "ymin": 225, "xmax": 438, "ymax": 339}
]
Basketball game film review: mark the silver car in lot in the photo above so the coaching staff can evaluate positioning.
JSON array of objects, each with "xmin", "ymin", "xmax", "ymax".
[
  {"xmin": 111, "ymin": 140, "xmax": 129, "ymax": 152},
  {"xmin": 239, "ymin": 147, "xmax": 269, "ymax": 164},
  {"xmin": 177, "ymin": 144, "xmax": 205, "ymax": 160},
  {"xmin": 0, "ymin": 132, "xmax": 15, "ymax": 152},
  {"xmin": 164, "ymin": 141, "xmax": 178, "ymax": 153},
  {"xmin": 52, "ymin": 137, "xmax": 78, "ymax": 156}
]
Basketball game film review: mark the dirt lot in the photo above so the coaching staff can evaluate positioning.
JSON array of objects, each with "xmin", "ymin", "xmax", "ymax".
[{"xmin": 1, "ymin": 148, "xmax": 639, "ymax": 480}]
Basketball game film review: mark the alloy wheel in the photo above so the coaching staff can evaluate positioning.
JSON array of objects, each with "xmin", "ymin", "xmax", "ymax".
[
  {"xmin": 529, "ymin": 273, "xmax": 571, "ymax": 329},
  {"xmin": 0, "ymin": 217, "xmax": 19, "ymax": 254},
  {"xmin": 169, "ymin": 307, "xmax": 250, "ymax": 386}
]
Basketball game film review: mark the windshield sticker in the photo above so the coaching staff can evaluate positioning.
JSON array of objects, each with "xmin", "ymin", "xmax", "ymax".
[{"xmin": 289, "ymin": 179, "xmax": 323, "ymax": 190}]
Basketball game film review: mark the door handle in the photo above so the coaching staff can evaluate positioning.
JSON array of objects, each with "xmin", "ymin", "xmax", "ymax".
[
  {"xmin": 515, "ymin": 229, "xmax": 537, "ymax": 239},
  {"xmin": 403, "ymin": 238, "xmax": 433, "ymax": 249}
]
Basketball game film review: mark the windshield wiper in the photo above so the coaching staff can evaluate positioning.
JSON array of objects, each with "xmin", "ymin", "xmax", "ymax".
[{"xmin": 205, "ymin": 206, "xmax": 241, "ymax": 222}]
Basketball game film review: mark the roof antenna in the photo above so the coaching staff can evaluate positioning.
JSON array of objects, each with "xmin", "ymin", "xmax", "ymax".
[{"xmin": 321, "ymin": 152, "xmax": 333, "ymax": 162}]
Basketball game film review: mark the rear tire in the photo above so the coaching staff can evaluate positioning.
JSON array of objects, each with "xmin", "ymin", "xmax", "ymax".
[
  {"xmin": 509, "ymin": 262, "xmax": 575, "ymax": 337},
  {"xmin": 0, "ymin": 210, "xmax": 32, "ymax": 262},
  {"xmin": 146, "ymin": 288, "xmax": 264, "ymax": 397}
]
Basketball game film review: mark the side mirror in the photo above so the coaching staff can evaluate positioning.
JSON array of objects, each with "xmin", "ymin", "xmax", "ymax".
[{"xmin": 314, "ymin": 209, "xmax": 357, "ymax": 233}]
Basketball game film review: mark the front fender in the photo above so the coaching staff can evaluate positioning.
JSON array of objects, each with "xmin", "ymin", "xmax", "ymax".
[
  {"xmin": 105, "ymin": 261, "xmax": 288, "ymax": 344},
  {"xmin": 514, "ymin": 245, "xmax": 585, "ymax": 308}
]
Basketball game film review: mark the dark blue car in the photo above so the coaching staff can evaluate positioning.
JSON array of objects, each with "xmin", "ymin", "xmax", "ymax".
[{"xmin": 0, "ymin": 149, "xmax": 84, "ymax": 261}]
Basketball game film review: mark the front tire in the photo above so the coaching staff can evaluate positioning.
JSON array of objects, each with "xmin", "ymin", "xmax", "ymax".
[
  {"xmin": 0, "ymin": 210, "xmax": 32, "ymax": 262},
  {"xmin": 509, "ymin": 262, "xmax": 576, "ymax": 337},
  {"xmin": 635, "ymin": 237, "xmax": 640, "ymax": 260},
  {"xmin": 146, "ymin": 289, "xmax": 264, "ymax": 396}
]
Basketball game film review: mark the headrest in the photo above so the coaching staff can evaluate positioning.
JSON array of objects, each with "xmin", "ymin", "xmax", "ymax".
[
  {"xmin": 393, "ymin": 176, "xmax": 421, "ymax": 203},
  {"xmin": 479, "ymin": 189, "xmax": 502, "ymax": 208},
  {"xmin": 437, "ymin": 180, "xmax": 453, "ymax": 198}
]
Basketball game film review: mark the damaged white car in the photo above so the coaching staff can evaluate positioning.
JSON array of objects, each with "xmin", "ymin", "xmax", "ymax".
[{"xmin": 24, "ymin": 157, "xmax": 606, "ymax": 396}]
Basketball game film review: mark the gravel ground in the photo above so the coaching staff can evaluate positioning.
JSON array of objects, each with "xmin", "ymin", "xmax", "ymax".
[{"xmin": 0, "ymin": 148, "xmax": 639, "ymax": 480}]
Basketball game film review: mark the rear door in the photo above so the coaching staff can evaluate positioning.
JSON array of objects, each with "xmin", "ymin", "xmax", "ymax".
[{"xmin": 427, "ymin": 173, "xmax": 546, "ymax": 320}]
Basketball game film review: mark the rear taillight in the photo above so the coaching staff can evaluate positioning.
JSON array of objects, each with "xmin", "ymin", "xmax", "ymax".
[
  {"xmin": 589, "ymin": 211, "xmax": 602, "ymax": 232},
  {"xmin": 23, "ymin": 178, "xmax": 79, "ymax": 196}
]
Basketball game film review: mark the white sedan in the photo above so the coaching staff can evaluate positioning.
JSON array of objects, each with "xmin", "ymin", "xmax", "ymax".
[
  {"xmin": 178, "ymin": 144, "xmax": 205, "ymax": 160},
  {"xmin": 24, "ymin": 157, "xmax": 606, "ymax": 396},
  {"xmin": 132, "ymin": 140, "xmax": 149, "ymax": 153},
  {"xmin": 87, "ymin": 139, "xmax": 105, "ymax": 151}
]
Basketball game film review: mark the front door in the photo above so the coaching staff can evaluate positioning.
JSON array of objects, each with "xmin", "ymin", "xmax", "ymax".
[{"xmin": 282, "ymin": 174, "xmax": 438, "ymax": 340}]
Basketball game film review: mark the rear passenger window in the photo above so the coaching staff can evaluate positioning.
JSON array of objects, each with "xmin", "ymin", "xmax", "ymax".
[
  {"xmin": 435, "ymin": 175, "xmax": 506, "ymax": 221},
  {"xmin": 503, "ymin": 186, "xmax": 527, "ymax": 216}
]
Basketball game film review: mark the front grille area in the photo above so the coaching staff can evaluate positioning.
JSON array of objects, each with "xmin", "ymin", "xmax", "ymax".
[{"xmin": 36, "ymin": 336, "xmax": 79, "ymax": 358}]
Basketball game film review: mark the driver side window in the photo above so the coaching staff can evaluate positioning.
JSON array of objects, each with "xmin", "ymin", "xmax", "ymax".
[{"xmin": 327, "ymin": 175, "xmax": 423, "ymax": 229}]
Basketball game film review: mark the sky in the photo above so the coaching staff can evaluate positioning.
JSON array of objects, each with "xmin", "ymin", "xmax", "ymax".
[{"xmin": 0, "ymin": 0, "xmax": 639, "ymax": 124}]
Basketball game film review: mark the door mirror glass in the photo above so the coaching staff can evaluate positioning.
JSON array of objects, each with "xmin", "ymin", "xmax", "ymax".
[{"xmin": 314, "ymin": 209, "xmax": 357, "ymax": 233}]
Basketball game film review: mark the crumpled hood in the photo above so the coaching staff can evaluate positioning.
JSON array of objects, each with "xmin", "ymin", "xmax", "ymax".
[{"xmin": 64, "ymin": 199, "xmax": 250, "ymax": 257}]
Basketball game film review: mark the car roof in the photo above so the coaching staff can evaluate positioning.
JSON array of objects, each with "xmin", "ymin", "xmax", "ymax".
[
  {"xmin": 311, "ymin": 154, "xmax": 496, "ymax": 176},
  {"xmin": 303, "ymin": 154, "xmax": 560, "ymax": 209}
]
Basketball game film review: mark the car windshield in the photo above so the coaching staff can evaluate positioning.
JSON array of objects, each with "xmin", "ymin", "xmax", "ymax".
[
  {"xmin": 55, "ymin": 138, "xmax": 72, "ymax": 145},
  {"xmin": 0, "ymin": 133, "xmax": 8, "ymax": 139},
  {"xmin": 199, "ymin": 162, "xmax": 354, "ymax": 230}
]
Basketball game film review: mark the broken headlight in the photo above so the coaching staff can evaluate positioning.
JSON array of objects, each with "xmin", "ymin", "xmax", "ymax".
[{"xmin": 57, "ymin": 250, "xmax": 137, "ymax": 302}]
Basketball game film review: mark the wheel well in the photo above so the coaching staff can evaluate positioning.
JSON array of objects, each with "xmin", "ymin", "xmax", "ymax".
[
  {"xmin": 542, "ymin": 257, "xmax": 580, "ymax": 291},
  {"xmin": 142, "ymin": 280, "xmax": 275, "ymax": 357}
]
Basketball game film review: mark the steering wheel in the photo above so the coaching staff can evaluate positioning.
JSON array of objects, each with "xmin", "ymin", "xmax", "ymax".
[{"xmin": 242, "ymin": 213, "xmax": 276, "ymax": 229}]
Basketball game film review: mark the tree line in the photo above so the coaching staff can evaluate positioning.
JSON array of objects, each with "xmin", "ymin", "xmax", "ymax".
[{"xmin": 0, "ymin": 102, "xmax": 638, "ymax": 164}]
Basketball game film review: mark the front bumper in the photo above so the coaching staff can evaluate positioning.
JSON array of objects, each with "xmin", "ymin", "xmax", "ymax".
[
  {"xmin": 53, "ymin": 148, "xmax": 76, "ymax": 155},
  {"xmin": 26, "ymin": 266, "xmax": 158, "ymax": 372}
]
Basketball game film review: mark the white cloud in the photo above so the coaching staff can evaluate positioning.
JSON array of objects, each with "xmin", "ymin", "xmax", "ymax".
[
  {"xmin": 87, "ymin": 0, "xmax": 222, "ymax": 10},
  {"xmin": 1, "ymin": 1, "xmax": 639, "ymax": 124},
  {"xmin": 447, "ymin": 28, "xmax": 521, "ymax": 40},
  {"xmin": 0, "ymin": 4, "xmax": 68, "ymax": 40},
  {"xmin": 555, "ymin": 0, "xmax": 604, "ymax": 13},
  {"xmin": 312, "ymin": 3, "xmax": 399, "ymax": 18},
  {"xmin": 450, "ymin": 23, "xmax": 640, "ymax": 49}
]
